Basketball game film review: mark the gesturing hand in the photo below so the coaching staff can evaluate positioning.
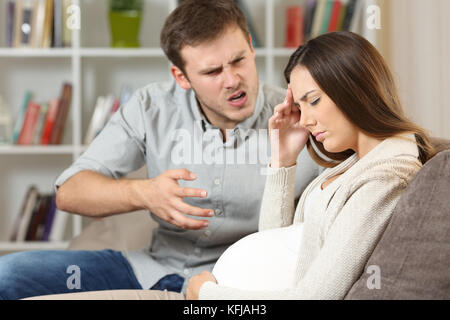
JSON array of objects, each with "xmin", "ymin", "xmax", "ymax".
[
  {"xmin": 269, "ymin": 87, "xmax": 310, "ymax": 168},
  {"xmin": 134, "ymin": 168, "xmax": 214, "ymax": 230}
]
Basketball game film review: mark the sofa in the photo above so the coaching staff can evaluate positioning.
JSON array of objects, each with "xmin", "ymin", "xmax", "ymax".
[{"xmin": 67, "ymin": 138, "xmax": 450, "ymax": 299}]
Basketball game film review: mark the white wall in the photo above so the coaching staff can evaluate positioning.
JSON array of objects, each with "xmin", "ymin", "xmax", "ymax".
[{"xmin": 389, "ymin": 0, "xmax": 450, "ymax": 139}]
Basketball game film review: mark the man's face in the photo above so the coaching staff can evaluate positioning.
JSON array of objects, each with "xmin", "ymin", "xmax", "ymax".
[{"xmin": 175, "ymin": 25, "xmax": 259, "ymax": 130}]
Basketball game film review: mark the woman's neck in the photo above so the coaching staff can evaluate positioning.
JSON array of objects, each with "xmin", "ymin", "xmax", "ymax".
[{"xmin": 355, "ymin": 133, "xmax": 384, "ymax": 159}]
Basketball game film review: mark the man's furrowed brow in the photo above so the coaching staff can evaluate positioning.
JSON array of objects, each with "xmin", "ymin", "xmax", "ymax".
[
  {"xmin": 230, "ymin": 50, "xmax": 246, "ymax": 62},
  {"xmin": 199, "ymin": 65, "xmax": 222, "ymax": 74}
]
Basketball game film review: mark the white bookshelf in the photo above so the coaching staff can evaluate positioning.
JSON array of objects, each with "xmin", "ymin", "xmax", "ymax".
[{"xmin": 0, "ymin": 0, "xmax": 377, "ymax": 253}]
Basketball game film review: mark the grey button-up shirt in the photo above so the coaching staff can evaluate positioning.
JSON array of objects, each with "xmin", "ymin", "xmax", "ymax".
[{"xmin": 55, "ymin": 79, "xmax": 321, "ymax": 292}]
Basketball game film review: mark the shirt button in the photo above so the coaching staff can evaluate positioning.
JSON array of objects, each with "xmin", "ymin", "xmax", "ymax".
[
  {"xmin": 183, "ymin": 268, "xmax": 190, "ymax": 275},
  {"xmin": 214, "ymin": 178, "xmax": 221, "ymax": 186},
  {"xmin": 204, "ymin": 230, "xmax": 212, "ymax": 238},
  {"xmin": 215, "ymin": 208, "xmax": 222, "ymax": 215},
  {"xmin": 194, "ymin": 248, "xmax": 201, "ymax": 255}
]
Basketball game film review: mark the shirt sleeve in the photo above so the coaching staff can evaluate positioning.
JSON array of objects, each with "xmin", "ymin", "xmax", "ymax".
[
  {"xmin": 199, "ymin": 173, "xmax": 407, "ymax": 300},
  {"xmin": 54, "ymin": 91, "xmax": 148, "ymax": 191}
]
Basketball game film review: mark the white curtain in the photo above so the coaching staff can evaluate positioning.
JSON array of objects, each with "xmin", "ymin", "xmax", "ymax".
[{"xmin": 389, "ymin": 0, "xmax": 450, "ymax": 139}]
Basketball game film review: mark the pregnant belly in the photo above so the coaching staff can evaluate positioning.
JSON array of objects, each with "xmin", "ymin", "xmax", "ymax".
[{"xmin": 212, "ymin": 224, "xmax": 304, "ymax": 291}]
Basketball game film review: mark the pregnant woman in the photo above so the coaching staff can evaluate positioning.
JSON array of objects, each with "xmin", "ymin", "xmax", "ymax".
[
  {"xmin": 186, "ymin": 31, "xmax": 436, "ymax": 300},
  {"xmin": 29, "ymin": 31, "xmax": 436, "ymax": 300}
]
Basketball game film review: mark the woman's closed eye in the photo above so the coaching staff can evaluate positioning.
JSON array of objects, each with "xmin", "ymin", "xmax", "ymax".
[{"xmin": 310, "ymin": 97, "xmax": 321, "ymax": 106}]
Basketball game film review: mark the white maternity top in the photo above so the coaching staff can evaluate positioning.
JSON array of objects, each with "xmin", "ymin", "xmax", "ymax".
[{"xmin": 212, "ymin": 185, "xmax": 322, "ymax": 291}]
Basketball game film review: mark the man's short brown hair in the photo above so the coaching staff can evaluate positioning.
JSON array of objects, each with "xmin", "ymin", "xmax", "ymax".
[{"xmin": 160, "ymin": 0, "xmax": 251, "ymax": 74}]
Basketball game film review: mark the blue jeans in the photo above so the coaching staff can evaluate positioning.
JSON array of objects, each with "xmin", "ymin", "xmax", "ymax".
[{"xmin": 0, "ymin": 249, "xmax": 142, "ymax": 300}]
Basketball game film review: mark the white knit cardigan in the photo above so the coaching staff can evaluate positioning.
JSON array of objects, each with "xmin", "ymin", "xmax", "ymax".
[{"xmin": 199, "ymin": 134, "xmax": 422, "ymax": 299}]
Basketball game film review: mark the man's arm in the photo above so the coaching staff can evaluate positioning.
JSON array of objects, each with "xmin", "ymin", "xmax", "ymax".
[
  {"xmin": 56, "ymin": 169, "xmax": 214, "ymax": 230},
  {"xmin": 56, "ymin": 170, "xmax": 138, "ymax": 217}
]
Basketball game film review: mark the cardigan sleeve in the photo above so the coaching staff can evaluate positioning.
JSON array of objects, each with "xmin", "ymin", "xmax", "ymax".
[
  {"xmin": 258, "ymin": 164, "xmax": 298, "ymax": 231},
  {"xmin": 199, "ymin": 173, "xmax": 409, "ymax": 300}
]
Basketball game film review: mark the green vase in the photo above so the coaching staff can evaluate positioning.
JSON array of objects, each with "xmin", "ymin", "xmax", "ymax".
[{"xmin": 109, "ymin": 10, "xmax": 142, "ymax": 48}]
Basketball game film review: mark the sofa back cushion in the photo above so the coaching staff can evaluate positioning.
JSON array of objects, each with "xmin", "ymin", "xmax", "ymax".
[{"xmin": 345, "ymin": 148, "xmax": 450, "ymax": 299}]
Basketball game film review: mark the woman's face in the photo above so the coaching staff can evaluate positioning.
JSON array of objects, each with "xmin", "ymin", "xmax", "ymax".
[{"xmin": 290, "ymin": 66, "xmax": 360, "ymax": 154}]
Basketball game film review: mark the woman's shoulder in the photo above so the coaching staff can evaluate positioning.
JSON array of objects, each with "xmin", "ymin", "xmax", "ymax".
[{"xmin": 347, "ymin": 155, "xmax": 423, "ymax": 191}]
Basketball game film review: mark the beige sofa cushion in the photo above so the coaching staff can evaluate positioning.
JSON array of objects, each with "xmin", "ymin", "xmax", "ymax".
[{"xmin": 68, "ymin": 210, "xmax": 157, "ymax": 251}]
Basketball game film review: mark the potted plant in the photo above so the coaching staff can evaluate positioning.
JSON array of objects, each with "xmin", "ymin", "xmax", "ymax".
[{"xmin": 108, "ymin": 0, "xmax": 143, "ymax": 48}]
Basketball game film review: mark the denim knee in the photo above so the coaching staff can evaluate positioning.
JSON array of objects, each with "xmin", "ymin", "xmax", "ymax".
[{"xmin": 0, "ymin": 251, "xmax": 36, "ymax": 299}]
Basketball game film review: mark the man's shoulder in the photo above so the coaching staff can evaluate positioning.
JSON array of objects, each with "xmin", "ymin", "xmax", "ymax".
[
  {"xmin": 260, "ymin": 83, "xmax": 285, "ymax": 104},
  {"xmin": 134, "ymin": 79, "xmax": 180, "ymax": 100},
  {"xmin": 131, "ymin": 79, "xmax": 190, "ymax": 112}
]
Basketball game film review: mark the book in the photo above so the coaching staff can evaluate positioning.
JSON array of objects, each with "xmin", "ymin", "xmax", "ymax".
[
  {"xmin": 49, "ymin": 83, "xmax": 72, "ymax": 144},
  {"xmin": 48, "ymin": 209, "xmax": 69, "ymax": 241},
  {"xmin": 320, "ymin": 0, "xmax": 334, "ymax": 35},
  {"xmin": 26, "ymin": 194, "xmax": 52, "ymax": 241},
  {"xmin": 311, "ymin": 0, "xmax": 327, "ymax": 38},
  {"xmin": 304, "ymin": 0, "xmax": 317, "ymax": 41},
  {"xmin": 32, "ymin": 102, "xmax": 48, "ymax": 145},
  {"xmin": 10, "ymin": 189, "xmax": 65, "ymax": 242},
  {"xmin": 284, "ymin": 6, "xmax": 304, "ymax": 48},
  {"xmin": 327, "ymin": 0, "xmax": 342, "ymax": 32},
  {"xmin": 110, "ymin": 98, "xmax": 120, "ymax": 114},
  {"xmin": 349, "ymin": 0, "xmax": 364, "ymax": 33},
  {"xmin": 342, "ymin": 0, "xmax": 358, "ymax": 31},
  {"xmin": 42, "ymin": 193, "xmax": 57, "ymax": 241},
  {"xmin": 13, "ymin": 186, "xmax": 39, "ymax": 241},
  {"xmin": 84, "ymin": 95, "xmax": 114, "ymax": 145},
  {"xmin": 9, "ymin": 186, "xmax": 34, "ymax": 241},
  {"xmin": 17, "ymin": 101, "xmax": 40, "ymax": 145},
  {"xmin": 12, "ymin": 91, "xmax": 31, "ymax": 144},
  {"xmin": 62, "ymin": 0, "xmax": 72, "ymax": 47},
  {"xmin": 41, "ymin": 0, "xmax": 54, "ymax": 48},
  {"xmin": 13, "ymin": 0, "xmax": 36, "ymax": 48},
  {"xmin": 6, "ymin": 1, "xmax": 16, "ymax": 47},
  {"xmin": 337, "ymin": 0, "xmax": 349, "ymax": 31},
  {"xmin": 32, "ymin": 0, "xmax": 46, "ymax": 48},
  {"xmin": 34, "ymin": 195, "xmax": 53, "ymax": 240},
  {"xmin": 41, "ymin": 98, "xmax": 60, "ymax": 145},
  {"xmin": 53, "ymin": 0, "xmax": 63, "ymax": 47}
]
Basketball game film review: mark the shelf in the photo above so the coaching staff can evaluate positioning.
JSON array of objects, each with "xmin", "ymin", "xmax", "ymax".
[
  {"xmin": 80, "ymin": 47, "xmax": 165, "ymax": 57},
  {"xmin": 272, "ymin": 47, "xmax": 296, "ymax": 56},
  {"xmin": 0, "ymin": 145, "xmax": 79, "ymax": 155},
  {"xmin": 0, "ymin": 241, "xmax": 69, "ymax": 251},
  {"xmin": 0, "ymin": 47, "xmax": 293, "ymax": 58},
  {"xmin": 0, "ymin": 48, "xmax": 73, "ymax": 57},
  {"xmin": 0, "ymin": 0, "xmax": 378, "ymax": 252}
]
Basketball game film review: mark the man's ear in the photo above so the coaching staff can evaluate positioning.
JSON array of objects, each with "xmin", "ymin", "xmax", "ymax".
[
  {"xmin": 248, "ymin": 34, "xmax": 255, "ymax": 57},
  {"xmin": 171, "ymin": 65, "xmax": 191, "ymax": 90}
]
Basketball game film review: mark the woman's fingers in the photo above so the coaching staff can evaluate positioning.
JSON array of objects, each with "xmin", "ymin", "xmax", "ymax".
[{"xmin": 274, "ymin": 88, "xmax": 295, "ymax": 117}]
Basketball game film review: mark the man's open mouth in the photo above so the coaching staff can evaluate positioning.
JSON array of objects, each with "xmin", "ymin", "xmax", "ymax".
[{"xmin": 228, "ymin": 91, "xmax": 246, "ymax": 102}]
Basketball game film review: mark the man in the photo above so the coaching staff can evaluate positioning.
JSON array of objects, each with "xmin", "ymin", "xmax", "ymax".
[{"xmin": 0, "ymin": 0, "xmax": 320, "ymax": 299}]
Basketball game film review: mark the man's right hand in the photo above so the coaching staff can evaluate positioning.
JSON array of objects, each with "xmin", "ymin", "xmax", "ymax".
[{"xmin": 132, "ymin": 169, "xmax": 213, "ymax": 230}]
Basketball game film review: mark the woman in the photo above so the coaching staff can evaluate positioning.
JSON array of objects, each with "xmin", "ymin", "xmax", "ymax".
[
  {"xmin": 28, "ymin": 31, "xmax": 436, "ymax": 300},
  {"xmin": 186, "ymin": 31, "xmax": 435, "ymax": 300}
]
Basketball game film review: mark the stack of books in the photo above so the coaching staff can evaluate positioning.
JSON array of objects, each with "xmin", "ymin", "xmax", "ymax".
[
  {"xmin": 84, "ymin": 85, "xmax": 132, "ymax": 145},
  {"xmin": 13, "ymin": 83, "xmax": 73, "ymax": 145},
  {"xmin": 285, "ymin": 0, "xmax": 364, "ymax": 48},
  {"xmin": 5, "ymin": 0, "xmax": 74, "ymax": 48},
  {"xmin": 9, "ymin": 186, "xmax": 68, "ymax": 242}
]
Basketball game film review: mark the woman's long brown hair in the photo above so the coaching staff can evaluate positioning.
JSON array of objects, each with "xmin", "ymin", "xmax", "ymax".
[{"xmin": 284, "ymin": 31, "xmax": 436, "ymax": 167}]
